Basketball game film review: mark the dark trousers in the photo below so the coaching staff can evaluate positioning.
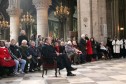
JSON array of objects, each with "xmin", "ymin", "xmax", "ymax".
[
  {"xmin": 57, "ymin": 54, "xmax": 72, "ymax": 73},
  {"xmin": 86, "ymin": 55, "xmax": 92, "ymax": 62},
  {"xmin": 100, "ymin": 49, "xmax": 111, "ymax": 59},
  {"xmin": 120, "ymin": 49, "xmax": 126, "ymax": 58},
  {"xmin": 0, "ymin": 66, "xmax": 3, "ymax": 76},
  {"xmin": 92, "ymin": 54, "xmax": 97, "ymax": 60},
  {"xmin": 80, "ymin": 54, "xmax": 86, "ymax": 63},
  {"xmin": 113, "ymin": 53, "xmax": 120, "ymax": 58},
  {"xmin": 37, "ymin": 59, "xmax": 42, "ymax": 68},
  {"xmin": 0, "ymin": 66, "xmax": 14, "ymax": 76}
]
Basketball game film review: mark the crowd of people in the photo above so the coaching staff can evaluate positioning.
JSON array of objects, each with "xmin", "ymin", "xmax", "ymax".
[{"xmin": 0, "ymin": 29, "xmax": 126, "ymax": 79}]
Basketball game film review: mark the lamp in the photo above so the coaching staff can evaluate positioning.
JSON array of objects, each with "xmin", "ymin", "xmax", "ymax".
[
  {"xmin": 20, "ymin": 12, "xmax": 35, "ymax": 40},
  {"xmin": 54, "ymin": 3, "xmax": 70, "ymax": 40},
  {"xmin": 120, "ymin": 27, "xmax": 124, "ymax": 31},
  {"xmin": 21, "ymin": 12, "xmax": 35, "ymax": 24},
  {"xmin": 0, "ymin": 12, "xmax": 10, "ymax": 29},
  {"xmin": 54, "ymin": 3, "xmax": 69, "ymax": 22}
]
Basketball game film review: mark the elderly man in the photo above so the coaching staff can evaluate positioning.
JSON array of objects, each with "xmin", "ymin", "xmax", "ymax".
[
  {"xmin": 79, "ymin": 34, "xmax": 87, "ymax": 55},
  {"xmin": 9, "ymin": 39, "xmax": 26, "ymax": 74},
  {"xmin": 19, "ymin": 40, "xmax": 31, "ymax": 73},
  {"xmin": 41, "ymin": 37, "xmax": 77, "ymax": 76},
  {"xmin": 28, "ymin": 41, "xmax": 41, "ymax": 71}
]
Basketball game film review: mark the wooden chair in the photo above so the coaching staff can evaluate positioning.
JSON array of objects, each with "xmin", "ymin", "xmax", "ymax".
[{"xmin": 41, "ymin": 56, "xmax": 60, "ymax": 77}]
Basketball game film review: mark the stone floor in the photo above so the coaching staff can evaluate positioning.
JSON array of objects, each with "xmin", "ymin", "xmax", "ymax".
[{"xmin": 1, "ymin": 59, "xmax": 126, "ymax": 84}]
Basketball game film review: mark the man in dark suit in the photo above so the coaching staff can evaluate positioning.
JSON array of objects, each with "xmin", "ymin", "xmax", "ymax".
[
  {"xmin": 41, "ymin": 37, "xmax": 77, "ymax": 76},
  {"xmin": 79, "ymin": 34, "xmax": 87, "ymax": 55}
]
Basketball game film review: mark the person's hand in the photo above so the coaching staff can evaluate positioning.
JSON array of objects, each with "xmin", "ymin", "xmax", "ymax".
[
  {"xmin": 37, "ymin": 57, "xmax": 41, "ymax": 59},
  {"xmin": 78, "ymin": 51, "xmax": 82, "ymax": 54},
  {"xmin": 27, "ymin": 55, "xmax": 32, "ymax": 59},
  {"xmin": 4, "ymin": 57, "xmax": 11, "ymax": 61},
  {"xmin": 56, "ymin": 52, "xmax": 60, "ymax": 56},
  {"xmin": 18, "ymin": 58, "xmax": 22, "ymax": 61}
]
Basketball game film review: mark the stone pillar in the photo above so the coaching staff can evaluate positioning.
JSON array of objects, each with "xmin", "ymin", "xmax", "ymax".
[
  {"xmin": 113, "ymin": 0, "xmax": 119, "ymax": 38},
  {"xmin": 6, "ymin": 0, "xmax": 22, "ymax": 41},
  {"xmin": 97, "ymin": 0, "xmax": 107, "ymax": 42},
  {"xmin": 77, "ymin": 0, "xmax": 92, "ymax": 38},
  {"xmin": 77, "ymin": 0, "xmax": 81, "ymax": 41},
  {"xmin": 33, "ymin": 0, "xmax": 51, "ymax": 37},
  {"xmin": 91, "ymin": 0, "xmax": 100, "ymax": 41}
]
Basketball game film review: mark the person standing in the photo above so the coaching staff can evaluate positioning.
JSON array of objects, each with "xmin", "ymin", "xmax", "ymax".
[
  {"xmin": 106, "ymin": 37, "xmax": 113, "ymax": 59},
  {"xmin": 120, "ymin": 38, "xmax": 126, "ymax": 58},
  {"xmin": 35, "ymin": 35, "xmax": 42, "ymax": 47},
  {"xmin": 86, "ymin": 37, "xmax": 93, "ymax": 62},
  {"xmin": 79, "ymin": 34, "xmax": 87, "ymax": 55},
  {"xmin": 18, "ymin": 30, "xmax": 29, "ymax": 46},
  {"xmin": 90, "ymin": 37, "xmax": 98, "ymax": 61},
  {"xmin": 112, "ymin": 37, "xmax": 121, "ymax": 58}
]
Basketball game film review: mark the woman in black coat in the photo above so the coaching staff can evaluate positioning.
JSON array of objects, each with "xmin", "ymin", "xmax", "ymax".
[{"xmin": 18, "ymin": 30, "xmax": 29, "ymax": 46}]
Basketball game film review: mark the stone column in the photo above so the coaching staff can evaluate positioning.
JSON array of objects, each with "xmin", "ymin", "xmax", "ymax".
[
  {"xmin": 77, "ymin": 0, "xmax": 92, "ymax": 38},
  {"xmin": 33, "ymin": 0, "xmax": 51, "ymax": 37},
  {"xmin": 6, "ymin": 0, "xmax": 22, "ymax": 41},
  {"xmin": 91, "ymin": 0, "xmax": 99, "ymax": 41},
  {"xmin": 97, "ymin": 0, "xmax": 107, "ymax": 42},
  {"xmin": 113, "ymin": 0, "xmax": 119, "ymax": 38},
  {"xmin": 77, "ymin": 0, "xmax": 81, "ymax": 41}
]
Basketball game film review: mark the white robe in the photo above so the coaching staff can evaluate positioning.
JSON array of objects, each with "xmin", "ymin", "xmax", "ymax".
[
  {"xmin": 120, "ymin": 39, "xmax": 126, "ymax": 49},
  {"xmin": 112, "ymin": 40, "xmax": 121, "ymax": 53}
]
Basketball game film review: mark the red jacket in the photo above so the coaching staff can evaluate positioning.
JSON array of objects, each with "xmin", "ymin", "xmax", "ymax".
[
  {"xmin": 54, "ymin": 46, "xmax": 60, "ymax": 53},
  {"xmin": 86, "ymin": 40, "xmax": 93, "ymax": 55},
  {"xmin": 0, "ymin": 47, "xmax": 15, "ymax": 67}
]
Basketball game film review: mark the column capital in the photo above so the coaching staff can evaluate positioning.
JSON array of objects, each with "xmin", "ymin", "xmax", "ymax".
[
  {"xmin": 6, "ymin": 8, "xmax": 22, "ymax": 17},
  {"xmin": 33, "ymin": 0, "xmax": 52, "ymax": 10}
]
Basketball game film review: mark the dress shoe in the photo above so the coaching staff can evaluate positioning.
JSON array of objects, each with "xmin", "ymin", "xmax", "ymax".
[
  {"xmin": 70, "ymin": 67, "xmax": 77, "ymax": 71},
  {"xmin": 2, "ymin": 75, "xmax": 8, "ymax": 78},
  {"xmin": 29, "ymin": 69, "xmax": 35, "ymax": 72},
  {"xmin": 67, "ymin": 73, "xmax": 76, "ymax": 76}
]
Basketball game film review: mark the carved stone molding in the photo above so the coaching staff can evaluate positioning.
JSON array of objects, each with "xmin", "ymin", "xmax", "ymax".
[
  {"xmin": 33, "ymin": 0, "xmax": 52, "ymax": 10},
  {"xmin": 6, "ymin": 8, "xmax": 22, "ymax": 16}
]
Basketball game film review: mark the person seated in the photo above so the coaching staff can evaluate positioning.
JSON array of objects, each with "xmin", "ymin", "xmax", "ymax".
[
  {"xmin": 73, "ymin": 41, "xmax": 86, "ymax": 64},
  {"xmin": 0, "ymin": 41, "xmax": 15, "ymax": 76},
  {"xmin": 28, "ymin": 41, "xmax": 41, "ymax": 71},
  {"xmin": 54, "ymin": 41, "xmax": 66, "ymax": 54},
  {"xmin": 9, "ymin": 39, "xmax": 26, "ymax": 74},
  {"xmin": 54, "ymin": 42, "xmax": 60, "ymax": 53},
  {"xmin": 41, "ymin": 37, "xmax": 77, "ymax": 76},
  {"xmin": 100, "ymin": 42, "xmax": 110, "ymax": 59},
  {"xmin": 60, "ymin": 41, "xmax": 66, "ymax": 53},
  {"xmin": 19, "ymin": 40, "xmax": 32, "ymax": 73},
  {"xmin": 65, "ymin": 41, "xmax": 83, "ymax": 64},
  {"xmin": 0, "ymin": 66, "xmax": 3, "ymax": 78}
]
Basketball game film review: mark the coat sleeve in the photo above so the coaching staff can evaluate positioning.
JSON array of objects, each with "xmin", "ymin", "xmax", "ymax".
[
  {"xmin": 112, "ymin": 41, "xmax": 115, "ymax": 45},
  {"xmin": 41, "ymin": 45, "xmax": 57, "ymax": 58}
]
